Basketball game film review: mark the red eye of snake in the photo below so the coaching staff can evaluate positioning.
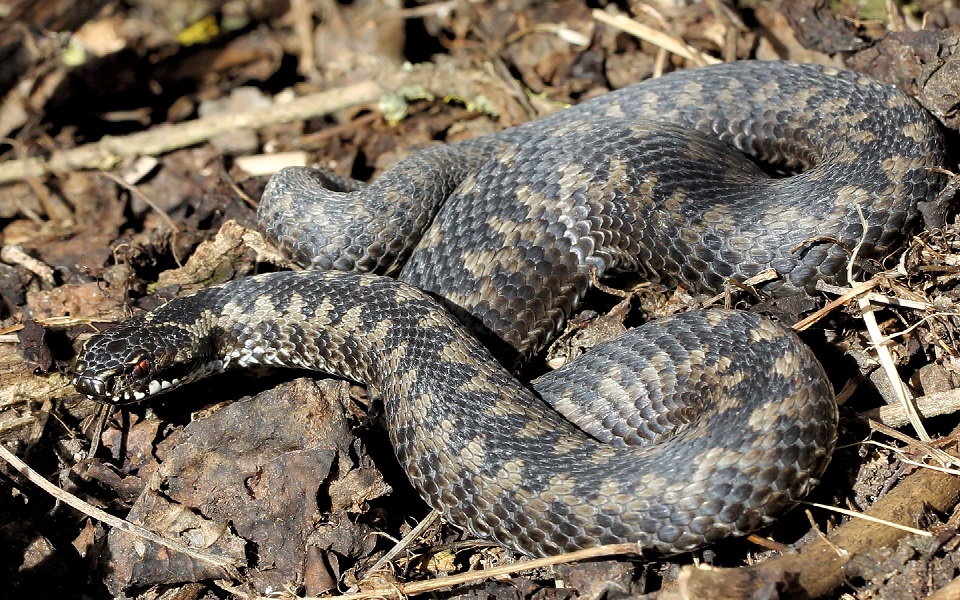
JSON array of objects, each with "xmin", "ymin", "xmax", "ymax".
[{"xmin": 132, "ymin": 359, "xmax": 150, "ymax": 379}]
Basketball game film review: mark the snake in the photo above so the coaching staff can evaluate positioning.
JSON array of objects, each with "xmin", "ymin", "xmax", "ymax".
[{"xmin": 72, "ymin": 61, "xmax": 947, "ymax": 557}]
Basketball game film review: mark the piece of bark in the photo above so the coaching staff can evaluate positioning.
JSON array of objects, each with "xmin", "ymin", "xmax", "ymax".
[{"xmin": 103, "ymin": 378, "xmax": 390, "ymax": 594}]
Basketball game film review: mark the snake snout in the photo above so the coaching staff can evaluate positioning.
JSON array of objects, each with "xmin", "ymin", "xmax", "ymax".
[{"xmin": 73, "ymin": 373, "xmax": 107, "ymax": 399}]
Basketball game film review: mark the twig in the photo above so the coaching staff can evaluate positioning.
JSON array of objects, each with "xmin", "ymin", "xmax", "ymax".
[
  {"xmin": 98, "ymin": 172, "xmax": 179, "ymax": 234},
  {"xmin": 87, "ymin": 403, "xmax": 110, "ymax": 460},
  {"xmin": 290, "ymin": 0, "xmax": 320, "ymax": 80},
  {"xmin": 0, "ymin": 442, "xmax": 244, "ymax": 577},
  {"xmin": 815, "ymin": 281, "xmax": 945, "ymax": 311},
  {"xmin": 860, "ymin": 420, "xmax": 958, "ymax": 470},
  {"xmin": 885, "ymin": 0, "xmax": 907, "ymax": 32},
  {"xmin": 5, "ymin": 136, "xmax": 71, "ymax": 223},
  {"xmin": 0, "ymin": 244, "xmax": 56, "ymax": 284},
  {"xmin": 861, "ymin": 388, "xmax": 960, "ymax": 429},
  {"xmin": 805, "ymin": 508, "xmax": 847, "ymax": 558},
  {"xmin": 701, "ymin": 268, "xmax": 778, "ymax": 307},
  {"xmin": 792, "ymin": 278, "xmax": 878, "ymax": 331},
  {"xmin": 98, "ymin": 171, "xmax": 183, "ymax": 267},
  {"xmin": 859, "ymin": 439, "xmax": 960, "ymax": 477},
  {"xmin": 745, "ymin": 533, "xmax": 793, "ymax": 554},
  {"xmin": 877, "ymin": 311, "xmax": 960, "ymax": 343},
  {"xmin": 301, "ymin": 543, "xmax": 640, "ymax": 600},
  {"xmin": 347, "ymin": 510, "xmax": 442, "ymax": 593},
  {"xmin": 0, "ymin": 81, "xmax": 384, "ymax": 184}
]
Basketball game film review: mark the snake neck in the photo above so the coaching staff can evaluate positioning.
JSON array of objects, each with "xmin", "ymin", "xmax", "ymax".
[
  {"xmin": 199, "ymin": 272, "xmax": 544, "ymax": 446},
  {"xmin": 199, "ymin": 271, "xmax": 587, "ymax": 549}
]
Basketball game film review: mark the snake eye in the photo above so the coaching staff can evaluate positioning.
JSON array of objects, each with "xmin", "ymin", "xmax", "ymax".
[{"xmin": 132, "ymin": 358, "xmax": 150, "ymax": 379}]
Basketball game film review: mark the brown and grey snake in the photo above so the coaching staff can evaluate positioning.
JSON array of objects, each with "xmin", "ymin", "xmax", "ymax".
[{"xmin": 72, "ymin": 61, "xmax": 947, "ymax": 557}]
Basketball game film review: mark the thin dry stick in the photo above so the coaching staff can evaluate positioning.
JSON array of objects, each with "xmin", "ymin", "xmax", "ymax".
[
  {"xmin": 303, "ymin": 543, "xmax": 641, "ymax": 600},
  {"xmin": 86, "ymin": 403, "xmax": 110, "ymax": 462},
  {"xmin": 816, "ymin": 281, "xmax": 946, "ymax": 311},
  {"xmin": 4, "ymin": 136, "xmax": 67, "ymax": 223},
  {"xmin": 861, "ymin": 387, "xmax": 960, "ymax": 429},
  {"xmin": 792, "ymin": 278, "xmax": 878, "ymax": 331},
  {"xmin": 0, "ymin": 80, "xmax": 384, "ymax": 184},
  {"xmin": 877, "ymin": 310, "xmax": 960, "ymax": 343},
  {"xmin": 290, "ymin": 0, "xmax": 320, "ymax": 80},
  {"xmin": 802, "ymin": 283, "xmax": 960, "ymax": 420},
  {"xmin": 676, "ymin": 439, "xmax": 960, "ymax": 598},
  {"xmin": 701, "ymin": 268, "xmax": 778, "ymax": 307},
  {"xmin": 899, "ymin": 458, "xmax": 960, "ymax": 476},
  {"xmin": 347, "ymin": 510, "xmax": 442, "ymax": 593},
  {"xmin": 98, "ymin": 172, "xmax": 179, "ymax": 234},
  {"xmin": 862, "ymin": 418, "xmax": 958, "ymax": 469},
  {"xmin": 858, "ymin": 440, "xmax": 960, "ymax": 477},
  {"xmin": 98, "ymin": 171, "xmax": 183, "ymax": 267},
  {"xmin": 706, "ymin": 2, "xmax": 748, "ymax": 63},
  {"xmin": 0, "ymin": 443, "xmax": 244, "ymax": 577}
]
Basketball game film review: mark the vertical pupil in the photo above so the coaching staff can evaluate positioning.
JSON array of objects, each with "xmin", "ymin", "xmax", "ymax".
[{"xmin": 134, "ymin": 360, "xmax": 148, "ymax": 377}]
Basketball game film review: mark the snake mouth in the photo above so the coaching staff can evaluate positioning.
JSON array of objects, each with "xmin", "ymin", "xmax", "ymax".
[
  {"xmin": 73, "ymin": 375, "xmax": 182, "ymax": 404},
  {"xmin": 71, "ymin": 362, "xmax": 185, "ymax": 404},
  {"xmin": 72, "ymin": 356, "xmax": 227, "ymax": 404}
]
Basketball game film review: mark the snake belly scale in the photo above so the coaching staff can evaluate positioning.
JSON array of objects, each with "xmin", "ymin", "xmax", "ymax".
[{"xmin": 73, "ymin": 61, "xmax": 946, "ymax": 557}]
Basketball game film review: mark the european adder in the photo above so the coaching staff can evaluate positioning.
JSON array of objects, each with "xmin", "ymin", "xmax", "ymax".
[{"xmin": 73, "ymin": 61, "xmax": 947, "ymax": 557}]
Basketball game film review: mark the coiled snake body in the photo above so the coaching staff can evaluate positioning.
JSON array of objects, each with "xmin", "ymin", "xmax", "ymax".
[{"xmin": 74, "ymin": 62, "xmax": 947, "ymax": 557}]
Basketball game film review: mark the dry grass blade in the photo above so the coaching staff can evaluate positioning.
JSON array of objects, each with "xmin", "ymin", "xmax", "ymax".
[
  {"xmin": 805, "ymin": 501, "xmax": 932, "ymax": 537},
  {"xmin": 858, "ymin": 296, "xmax": 931, "ymax": 442},
  {"xmin": 345, "ymin": 510, "xmax": 442, "ymax": 593},
  {"xmin": 591, "ymin": 10, "xmax": 722, "ymax": 66},
  {"xmin": 862, "ymin": 419, "xmax": 959, "ymax": 470}
]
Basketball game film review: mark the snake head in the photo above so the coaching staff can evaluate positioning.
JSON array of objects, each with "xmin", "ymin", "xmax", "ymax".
[{"xmin": 72, "ymin": 318, "xmax": 217, "ymax": 404}]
